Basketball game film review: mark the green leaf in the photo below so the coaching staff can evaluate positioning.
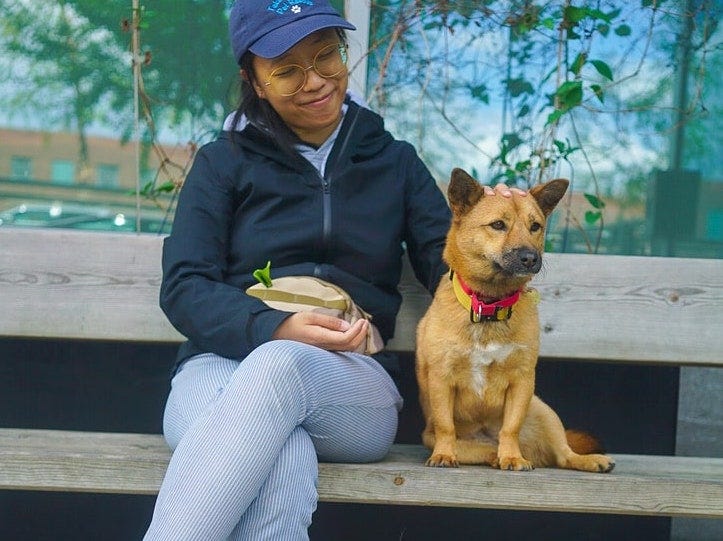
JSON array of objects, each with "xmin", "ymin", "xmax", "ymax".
[
  {"xmin": 514, "ymin": 160, "xmax": 531, "ymax": 173},
  {"xmin": 470, "ymin": 84, "xmax": 489, "ymax": 104},
  {"xmin": 614, "ymin": 24, "xmax": 632, "ymax": 36},
  {"xmin": 517, "ymin": 104, "xmax": 530, "ymax": 118},
  {"xmin": 505, "ymin": 77, "xmax": 535, "ymax": 97},
  {"xmin": 584, "ymin": 193, "xmax": 606, "ymax": 209},
  {"xmin": 501, "ymin": 132, "xmax": 524, "ymax": 151},
  {"xmin": 585, "ymin": 211, "xmax": 602, "ymax": 224},
  {"xmin": 555, "ymin": 80, "xmax": 583, "ymax": 110},
  {"xmin": 587, "ymin": 9, "xmax": 612, "ymax": 22},
  {"xmin": 546, "ymin": 109, "xmax": 565, "ymax": 126},
  {"xmin": 253, "ymin": 261, "xmax": 273, "ymax": 288},
  {"xmin": 564, "ymin": 6, "xmax": 587, "ymax": 24},
  {"xmin": 591, "ymin": 84, "xmax": 605, "ymax": 104},
  {"xmin": 541, "ymin": 17, "xmax": 556, "ymax": 30},
  {"xmin": 590, "ymin": 60, "xmax": 614, "ymax": 81},
  {"xmin": 597, "ymin": 23, "xmax": 610, "ymax": 37},
  {"xmin": 571, "ymin": 52, "xmax": 587, "ymax": 76},
  {"xmin": 155, "ymin": 181, "xmax": 176, "ymax": 193},
  {"xmin": 139, "ymin": 180, "xmax": 154, "ymax": 196}
]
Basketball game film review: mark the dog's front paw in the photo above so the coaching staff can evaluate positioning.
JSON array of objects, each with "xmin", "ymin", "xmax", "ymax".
[
  {"xmin": 425, "ymin": 453, "xmax": 459, "ymax": 468},
  {"xmin": 496, "ymin": 456, "xmax": 534, "ymax": 471}
]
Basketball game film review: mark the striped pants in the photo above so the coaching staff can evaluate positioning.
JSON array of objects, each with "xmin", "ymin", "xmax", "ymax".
[{"xmin": 143, "ymin": 340, "xmax": 403, "ymax": 541}]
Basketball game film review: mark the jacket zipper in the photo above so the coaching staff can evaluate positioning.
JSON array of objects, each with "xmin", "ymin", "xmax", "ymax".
[
  {"xmin": 314, "ymin": 172, "xmax": 332, "ymax": 278},
  {"xmin": 321, "ymin": 173, "xmax": 332, "ymax": 241},
  {"xmin": 313, "ymin": 103, "xmax": 361, "ymax": 278}
]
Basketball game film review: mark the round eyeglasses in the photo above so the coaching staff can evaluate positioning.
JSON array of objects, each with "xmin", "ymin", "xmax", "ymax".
[{"xmin": 264, "ymin": 43, "xmax": 349, "ymax": 97}]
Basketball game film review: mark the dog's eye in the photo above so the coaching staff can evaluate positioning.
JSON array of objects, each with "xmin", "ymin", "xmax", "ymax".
[
  {"xmin": 490, "ymin": 220, "xmax": 506, "ymax": 231},
  {"xmin": 530, "ymin": 222, "xmax": 542, "ymax": 232}
]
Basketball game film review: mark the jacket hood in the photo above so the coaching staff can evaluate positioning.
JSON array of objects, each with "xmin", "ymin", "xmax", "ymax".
[{"xmin": 219, "ymin": 93, "xmax": 393, "ymax": 170}]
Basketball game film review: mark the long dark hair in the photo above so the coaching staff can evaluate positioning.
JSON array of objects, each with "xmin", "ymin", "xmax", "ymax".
[
  {"xmin": 231, "ymin": 52, "xmax": 301, "ymax": 156},
  {"xmin": 230, "ymin": 29, "xmax": 348, "ymax": 157}
]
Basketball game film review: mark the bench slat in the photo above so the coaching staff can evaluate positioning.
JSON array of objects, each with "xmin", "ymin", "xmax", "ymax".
[
  {"xmin": 2, "ymin": 228, "xmax": 722, "ymax": 366},
  {"xmin": 535, "ymin": 254, "xmax": 723, "ymax": 366},
  {"xmin": 1, "ymin": 228, "xmax": 181, "ymax": 343},
  {"xmin": 387, "ymin": 251, "xmax": 723, "ymax": 366},
  {"xmin": 1, "ymin": 429, "xmax": 721, "ymax": 518}
]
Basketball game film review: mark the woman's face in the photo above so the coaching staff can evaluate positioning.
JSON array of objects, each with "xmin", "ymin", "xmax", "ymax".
[{"xmin": 250, "ymin": 29, "xmax": 349, "ymax": 147}]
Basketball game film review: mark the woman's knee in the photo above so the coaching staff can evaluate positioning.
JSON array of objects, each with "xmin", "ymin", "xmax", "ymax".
[
  {"xmin": 309, "ymin": 404, "xmax": 399, "ymax": 463},
  {"xmin": 240, "ymin": 340, "xmax": 324, "ymax": 394},
  {"xmin": 246, "ymin": 340, "xmax": 317, "ymax": 373}
]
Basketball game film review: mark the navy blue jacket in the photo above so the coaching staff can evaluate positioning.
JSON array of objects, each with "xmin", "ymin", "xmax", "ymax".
[{"xmin": 160, "ymin": 101, "xmax": 451, "ymax": 370}]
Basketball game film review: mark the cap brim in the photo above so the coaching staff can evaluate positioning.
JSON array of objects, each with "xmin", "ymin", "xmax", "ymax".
[{"xmin": 249, "ymin": 15, "xmax": 355, "ymax": 59}]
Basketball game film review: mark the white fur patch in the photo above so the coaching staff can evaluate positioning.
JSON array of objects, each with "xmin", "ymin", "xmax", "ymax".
[{"xmin": 468, "ymin": 342, "xmax": 518, "ymax": 396}]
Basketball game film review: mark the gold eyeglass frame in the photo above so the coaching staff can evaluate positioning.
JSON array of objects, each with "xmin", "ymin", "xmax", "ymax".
[{"xmin": 263, "ymin": 43, "xmax": 349, "ymax": 97}]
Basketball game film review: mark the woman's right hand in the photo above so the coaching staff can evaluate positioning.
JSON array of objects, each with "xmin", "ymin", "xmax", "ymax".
[
  {"xmin": 483, "ymin": 183, "xmax": 528, "ymax": 197},
  {"xmin": 272, "ymin": 311, "xmax": 369, "ymax": 352}
]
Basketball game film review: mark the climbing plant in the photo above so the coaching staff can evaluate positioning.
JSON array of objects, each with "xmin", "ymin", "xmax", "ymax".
[
  {"xmin": 365, "ymin": 0, "xmax": 718, "ymax": 252},
  {"xmin": 1, "ymin": 1, "xmax": 717, "ymax": 248}
]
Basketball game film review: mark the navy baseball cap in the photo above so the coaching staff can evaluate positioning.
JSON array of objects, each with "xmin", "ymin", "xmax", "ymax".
[{"xmin": 229, "ymin": 0, "xmax": 356, "ymax": 64}]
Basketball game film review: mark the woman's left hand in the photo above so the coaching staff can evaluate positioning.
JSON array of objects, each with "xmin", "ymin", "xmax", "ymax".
[{"xmin": 272, "ymin": 311, "xmax": 369, "ymax": 352}]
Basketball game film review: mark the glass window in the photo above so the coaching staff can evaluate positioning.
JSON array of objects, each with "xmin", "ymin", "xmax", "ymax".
[
  {"xmin": 50, "ymin": 160, "xmax": 75, "ymax": 185},
  {"xmin": 365, "ymin": 2, "xmax": 722, "ymax": 259},
  {"xmin": 707, "ymin": 210, "xmax": 723, "ymax": 242},
  {"xmin": 96, "ymin": 164, "xmax": 119, "ymax": 188},
  {"xmin": 10, "ymin": 156, "xmax": 32, "ymax": 180},
  {"xmin": 0, "ymin": 1, "xmax": 719, "ymax": 256}
]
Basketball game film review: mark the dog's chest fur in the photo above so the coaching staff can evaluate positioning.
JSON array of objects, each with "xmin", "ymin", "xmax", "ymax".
[{"xmin": 455, "ymin": 326, "xmax": 521, "ymax": 396}]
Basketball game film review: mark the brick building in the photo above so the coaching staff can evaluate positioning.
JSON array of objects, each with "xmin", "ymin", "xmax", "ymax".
[{"xmin": 0, "ymin": 128, "xmax": 188, "ymax": 232}]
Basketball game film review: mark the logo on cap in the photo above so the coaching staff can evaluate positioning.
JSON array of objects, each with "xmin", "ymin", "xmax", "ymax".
[{"xmin": 267, "ymin": 1, "xmax": 314, "ymax": 16}]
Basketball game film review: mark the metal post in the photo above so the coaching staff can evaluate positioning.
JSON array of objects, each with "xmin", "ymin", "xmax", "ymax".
[{"xmin": 344, "ymin": 0, "xmax": 371, "ymax": 99}]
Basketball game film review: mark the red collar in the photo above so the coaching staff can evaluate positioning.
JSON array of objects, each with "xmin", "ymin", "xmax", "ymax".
[{"xmin": 450, "ymin": 271, "xmax": 522, "ymax": 323}]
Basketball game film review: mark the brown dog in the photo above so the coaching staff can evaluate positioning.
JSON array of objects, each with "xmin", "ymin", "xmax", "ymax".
[{"xmin": 415, "ymin": 168, "xmax": 614, "ymax": 473}]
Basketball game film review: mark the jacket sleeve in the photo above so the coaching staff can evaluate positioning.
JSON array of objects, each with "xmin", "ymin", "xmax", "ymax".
[
  {"xmin": 159, "ymin": 145, "xmax": 289, "ymax": 359},
  {"xmin": 401, "ymin": 145, "xmax": 451, "ymax": 294}
]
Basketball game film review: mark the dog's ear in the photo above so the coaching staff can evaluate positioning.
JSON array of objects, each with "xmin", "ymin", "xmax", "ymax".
[
  {"xmin": 448, "ymin": 168, "xmax": 484, "ymax": 215},
  {"xmin": 529, "ymin": 178, "xmax": 569, "ymax": 216}
]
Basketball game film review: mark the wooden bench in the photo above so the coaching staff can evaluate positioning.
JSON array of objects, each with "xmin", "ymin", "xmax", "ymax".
[{"xmin": 1, "ymin": 227, "xmax": 722, "ymax": 521}]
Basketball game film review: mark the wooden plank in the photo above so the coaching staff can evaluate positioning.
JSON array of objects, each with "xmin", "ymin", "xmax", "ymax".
[
  {"xmin": 0, "ymin": 227, "xmax": 183, "ymax": 343},
  {"xmin": 1, "ymin": 429, "xmax": 721, "ymax": 518},
  {"xmin": 535, "ymin": 254, "xmax": 723, "ymax": 366},
  {"xmin": 2, "ymin": 228, "xmax": 722, "ymax": 365},
  {"xmin": 321, "ymin": 445, "xmax": 723, "ymax": 518},
  {"xmin": 390, "ymin": 253, "xmax": 723, "ymax": 365},
  {"xmin": 0, "ymin": 429, "xmax": 169, "ymax": 495}
]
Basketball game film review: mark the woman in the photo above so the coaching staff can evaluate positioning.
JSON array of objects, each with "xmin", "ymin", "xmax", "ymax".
[{"xmin": 144, "ymin": 2, "xmax": 517, "ymax": 539}]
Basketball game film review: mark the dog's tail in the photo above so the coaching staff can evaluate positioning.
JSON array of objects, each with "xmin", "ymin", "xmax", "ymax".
[{"xmin": 565, "ymin": 429, "xmax": 605, "ymax": 454}]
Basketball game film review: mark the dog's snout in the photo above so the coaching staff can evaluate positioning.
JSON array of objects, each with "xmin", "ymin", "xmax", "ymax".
[
  {"xmin": 519, "ymin": 249, "xmax": 540, "ymax": 270},
  {"xmin": 499, "ymin": 248, "xmax": 542, "ymax": 275},
  {"xmin": 503, "ymin": 248, "xmax": 541, "ymax": 275}
]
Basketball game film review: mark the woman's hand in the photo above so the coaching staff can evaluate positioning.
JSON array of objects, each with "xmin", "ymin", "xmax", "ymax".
[
  {"xmin": 483, "ymin": 183, "xmax": 527, "ymax": 197},
  {"xmin": 272, "ymin": 311, "xmax": 369, "ymax": 352}
]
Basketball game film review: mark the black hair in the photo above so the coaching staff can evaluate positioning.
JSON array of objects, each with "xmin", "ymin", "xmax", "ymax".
[
  {"xmin": 230, "ymin": 29, "xmax": 348, "ymax": 157},
  {"xmin": 231, "ymin": 51, "xmax": 302, "ymax": 157}
]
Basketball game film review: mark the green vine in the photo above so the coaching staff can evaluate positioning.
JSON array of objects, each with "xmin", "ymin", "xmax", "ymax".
[{"xmin": 366, "ymin": 0, "xmax": 689, "ymax": 253}]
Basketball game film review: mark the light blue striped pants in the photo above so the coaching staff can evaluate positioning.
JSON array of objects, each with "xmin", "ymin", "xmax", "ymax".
[{"xmin": 143, "ymin": 340, "xmax": 403, "ymax": 541}]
